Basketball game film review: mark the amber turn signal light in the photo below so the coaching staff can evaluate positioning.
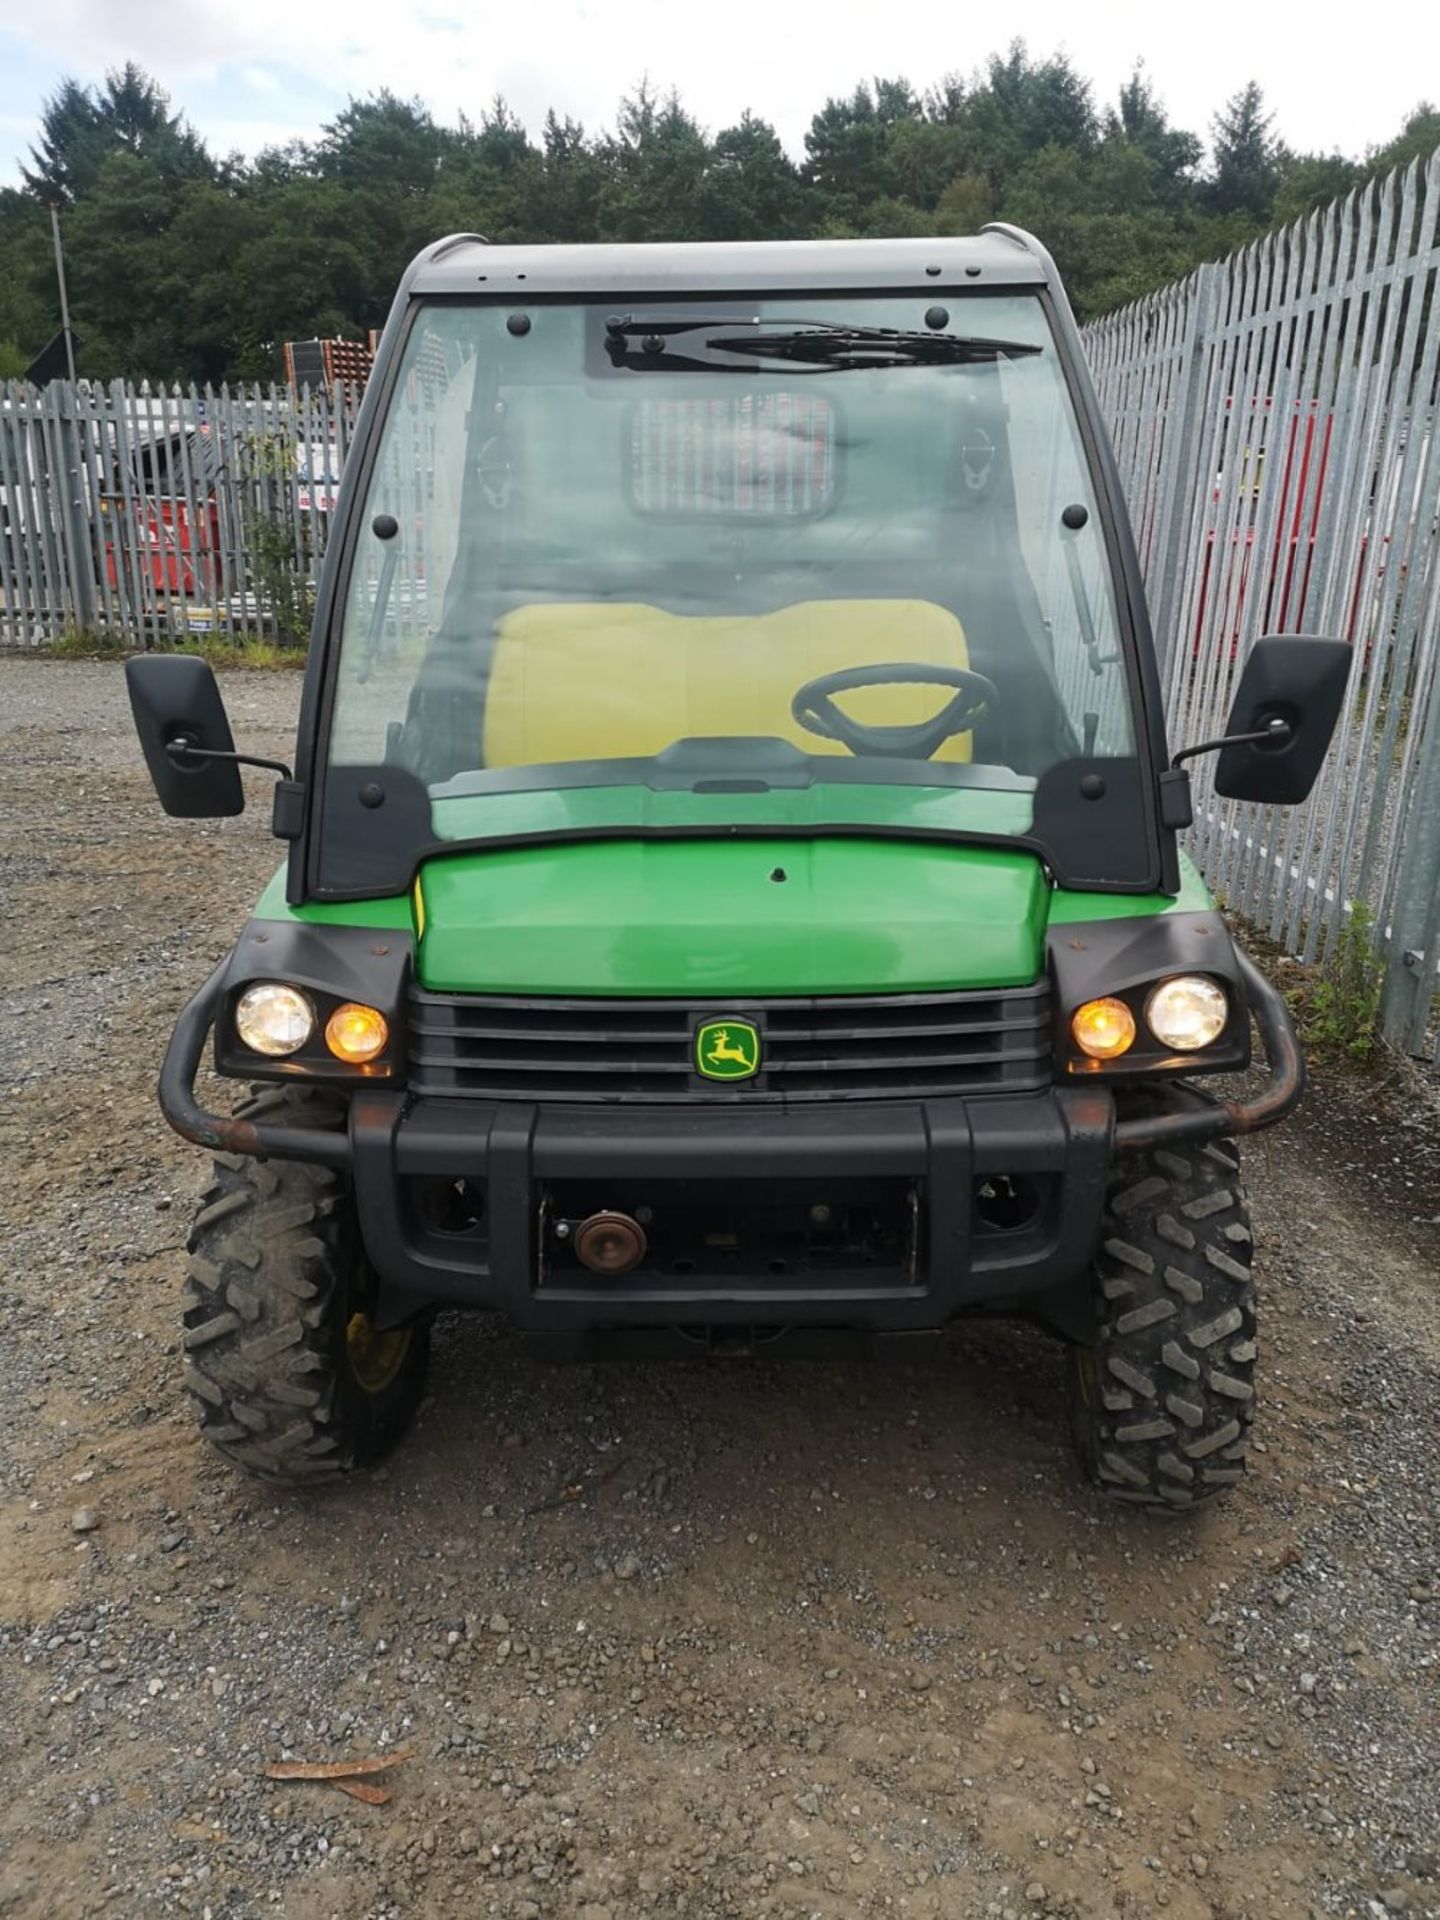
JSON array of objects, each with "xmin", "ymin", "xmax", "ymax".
[
  {"xmin": 324, "ymin": 1002, "xmax": 389, "ymax": 1064},
  {"xmin": 1071, "ymin": 996, "xmax": 1137, "ymax": 1061}
]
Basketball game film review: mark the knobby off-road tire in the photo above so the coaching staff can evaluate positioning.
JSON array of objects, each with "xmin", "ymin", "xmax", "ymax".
[
  {"xmin": 182, "ymin": 1086, "xmax": 430, "ymax": 1482},
  {"xmin": 1069, "ymin": 1132, "xmax": 1255, "ymax": 1512}
]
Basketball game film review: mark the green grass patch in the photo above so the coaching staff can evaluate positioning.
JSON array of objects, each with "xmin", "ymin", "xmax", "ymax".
[
  {"xmin": 173, "ymin": 637, "xmax": 307, "ymax": 671},
  {"xmin": 49, "ymin": 625, "xmax": 127, "ymax": 659},
  {"xmin": 42, "ymin": 628, "xmax": 306, "ymax": 670}
]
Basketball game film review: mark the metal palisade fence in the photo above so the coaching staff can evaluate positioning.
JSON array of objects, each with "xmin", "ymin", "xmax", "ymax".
[
  {"xmin": 1084, "ymin": 150, "xmax": 1440, "ymax": 1067},
  {"xmin": 0, "ymin": 378, "xmax": 363, "ymax": 649}
]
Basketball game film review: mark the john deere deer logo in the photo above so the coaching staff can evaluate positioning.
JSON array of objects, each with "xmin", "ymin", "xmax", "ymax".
[{"xmin": 695, "ymin": 1018, "xmax": 761, "ymax": 1081}]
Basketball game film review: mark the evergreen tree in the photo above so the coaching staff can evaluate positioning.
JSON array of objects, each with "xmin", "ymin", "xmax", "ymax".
[
  {"xmin": 596, "ymin": 85, "xmax": 712, "ymax": 242},
  {"xmin": 522, "ymin": 111, "xmax": 605, "ymax": 242},
  {"xmin": 0, "ymin": 187, "xmax": 53, "ymax": 364},
  {"xmin": 1208, "ymin": 81, "xmax": 1280, "ymax": 220},
  {"xmin": 472, "ymin": 97, "xmax": 537, "ymax": 178},
  {"xmin": 1271, "ymin": 152, "xmax": 1362, "ymax": 227},
  {"xmin": 700, "ymin": 113, "xmax": 806, "ymax": 240},
  {"xmin": 1107, "ymin": 68, "xmax": 1201, "ymax": 204},
  {"xmin": 24, "ymin": 64, "xmax": 210, "ymax": 205},
  {"xmin": 803, "ymin": 79, "xmax": 920, "ymax": 216},
  {"xmin": 934, "ymin": 171, "xmax": 992, "ymax": 236},
  {"xmin": 1368, "ymin": 102, "xmax": 1440, "ymax": 175},
  {"xmin": 316, "ymin": 92, "xmax": 448, "ymax": 199},
  {"xmin": 22, "ymin": 79, "xmax": 100, "ymax": 205},
  {"xmin": 962, "ymin": 44, "xmax": 1098, "ymax": 190}
]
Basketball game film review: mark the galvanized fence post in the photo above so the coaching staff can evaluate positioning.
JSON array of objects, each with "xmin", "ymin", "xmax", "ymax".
[
  {"xmin": 50, "ymin": 382, "xmax": 95, "ymax": 631},
  {"xmin": 1148, "ymin": 261, "xmax": 1220, "ymax": 678},
  {"xmin": 1381, "ymin": 655, "xmax": 1440, "ymax": 1060}
]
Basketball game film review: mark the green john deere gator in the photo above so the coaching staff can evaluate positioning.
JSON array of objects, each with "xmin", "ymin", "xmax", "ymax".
[{"xmin": 126, "ymin": 228, "xmax": 1351, "ymax": 1510}]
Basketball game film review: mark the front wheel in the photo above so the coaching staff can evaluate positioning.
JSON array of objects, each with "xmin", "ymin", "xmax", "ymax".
[
  {"xmin": 1069, "ymin": 1133, "xmax": 1255, "ymax": 1512},
  {"xmin": 182, "ymin": 1086, "xmax": 430, "ymax": 1482}
]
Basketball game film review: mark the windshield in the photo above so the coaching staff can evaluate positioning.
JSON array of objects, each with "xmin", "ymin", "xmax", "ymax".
[{"xmin": 318, "ymin": 291, "xmax": 1149, "ymax": 892}]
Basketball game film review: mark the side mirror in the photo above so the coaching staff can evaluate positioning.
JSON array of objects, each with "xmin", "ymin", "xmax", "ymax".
[
  {"xmin": 1212, "ymin": 634, "xmax": 1351, "ymax": 805},
  {"xmin": 125, "ymin": 654, "xmax": 245, "ymax": 817}
]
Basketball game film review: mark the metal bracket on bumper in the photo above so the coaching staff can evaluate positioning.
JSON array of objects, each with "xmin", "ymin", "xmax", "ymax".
[{"xmin": 158, "ymin": 947, "xmax": 1304, "ymax": 1171}]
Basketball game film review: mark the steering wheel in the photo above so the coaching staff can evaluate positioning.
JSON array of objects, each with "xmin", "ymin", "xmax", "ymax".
[{"xmin": 791, "ymin": 663, "xmax": 1000, "ymax": 760}]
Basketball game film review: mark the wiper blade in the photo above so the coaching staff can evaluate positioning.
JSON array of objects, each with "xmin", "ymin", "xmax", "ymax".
[
  {"xmin": 707, "ymin": 325, "xmax": 1042, "ymax": 368},
  {"xmin": 604, "ymin": 316, "xmax": 1041, "ymax": 373}
]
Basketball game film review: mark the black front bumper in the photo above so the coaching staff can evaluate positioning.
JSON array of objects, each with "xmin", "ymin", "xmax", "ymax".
[{"xmin": 346, "ymin": 1084, "xmax": 1112, "ymax": 1329}]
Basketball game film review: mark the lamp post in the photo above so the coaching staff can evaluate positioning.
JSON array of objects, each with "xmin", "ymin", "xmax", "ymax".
[{"xmin": 49, "ymin": 203, "xmax": 77, "ymax": 384}]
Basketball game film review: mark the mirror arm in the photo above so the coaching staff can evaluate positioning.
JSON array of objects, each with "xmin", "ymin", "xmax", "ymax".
[
  {"xmin": 169, "ymin": 736, "xmax": 294, "ymax": 783},
  {"xmin": 1172, "ymin": 716, "xmax": 1291, "ymax": 772}
]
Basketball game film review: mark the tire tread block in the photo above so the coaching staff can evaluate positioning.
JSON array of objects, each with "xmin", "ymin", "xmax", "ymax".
[
  {"xmin": 1072, "ymin": 1118, "xmax": 1255, "ymax": 1515},
  {"xmin": 181, "ymin": 1086, "xmax": 429, "ymax": 1485}
]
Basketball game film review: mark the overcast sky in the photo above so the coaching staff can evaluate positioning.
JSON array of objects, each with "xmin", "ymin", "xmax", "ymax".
[{"xmin": 2, "ymin": 0, "xmax": 1436, "ymax": 186}]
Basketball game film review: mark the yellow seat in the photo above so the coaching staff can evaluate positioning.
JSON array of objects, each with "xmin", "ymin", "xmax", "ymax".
[{"xmin": 481, "ymin": 599, "xmax": 973, "ymax": 767}]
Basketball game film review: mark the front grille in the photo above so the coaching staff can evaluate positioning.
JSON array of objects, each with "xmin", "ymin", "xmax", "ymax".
[{"xmin": 407, "ymin": 985, "xmax": 1051, "ymax": 1104}]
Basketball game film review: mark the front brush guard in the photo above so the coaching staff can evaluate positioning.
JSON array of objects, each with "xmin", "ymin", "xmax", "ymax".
[{"xmin": 159, "ymin": 948, "xmax": 1303, "ymax": 1168}]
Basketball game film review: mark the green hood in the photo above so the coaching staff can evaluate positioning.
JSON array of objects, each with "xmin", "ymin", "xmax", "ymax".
[{"xmin": 415, "ymin": 837, "xmax": 1049, "ymax": 996}]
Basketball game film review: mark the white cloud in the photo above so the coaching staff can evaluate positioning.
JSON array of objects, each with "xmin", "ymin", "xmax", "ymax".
[
  {"xmin": 201, "ymin": 116, "xmax": 324, "ymax": 157},
  {"xmin": 16, "ymin": 0, "xmax": 266, "ymax": 78},
  {"xmin": 236, "ymin": 65, "xmax": 287, "ymax": 96}
]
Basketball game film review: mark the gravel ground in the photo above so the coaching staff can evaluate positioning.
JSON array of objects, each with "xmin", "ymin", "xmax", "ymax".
[{"xmin": 1, "ymin": 656, "xmax": 1437, "ymax": 1920}]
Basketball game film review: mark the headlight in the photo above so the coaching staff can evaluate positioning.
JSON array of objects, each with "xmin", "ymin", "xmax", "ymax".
[
  {"xmin": 1071, "ymin": 996, "xmax": 1137, "ymax": 1060},
  {"xmin": 324, "ymin": 1002, "xmax": 389, "ymax": 1064},
  {"xmin": 1146, "ymin": 975, "xmax": 1229, "ymax": 1051},
  {"xmin": 235, "ymin": 982, "xmax": 315, "ymax": 1057}
]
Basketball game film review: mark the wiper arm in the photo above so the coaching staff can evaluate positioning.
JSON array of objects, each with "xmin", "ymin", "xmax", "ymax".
[
  {"xmin": 604, "ymin": 313, "xmax": 759, "ymax": 340},
  {"xmin": 604, "ymin": 317, "xmax": 1042, "ymax": 373}
]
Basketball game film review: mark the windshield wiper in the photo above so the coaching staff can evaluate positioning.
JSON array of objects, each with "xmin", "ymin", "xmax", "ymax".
[
  {"xmin": 604, "ymin": 315, "xmax": 1042, "ymax": 373},
  {"xmin": 706, "ymin": 325, "xmax": 1042, "ymax": 369}
]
